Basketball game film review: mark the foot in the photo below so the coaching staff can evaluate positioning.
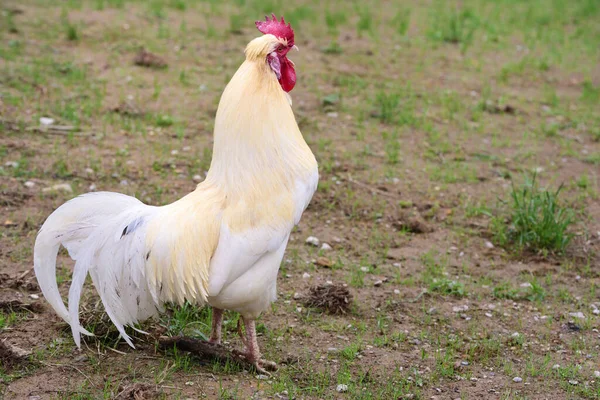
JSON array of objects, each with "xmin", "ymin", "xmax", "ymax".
[
  {"xmin": 235, "ymin": 316, "xmax": 277, "ymax": 375},
  {"xmin": 232, "ymin": 349, "xmax": 278, "ymax": 374}
]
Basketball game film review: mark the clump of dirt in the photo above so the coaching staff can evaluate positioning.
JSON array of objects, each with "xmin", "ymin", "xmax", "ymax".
[
  {"xmin": 133, "ymin": 49, "xmax": 167, "ymax": 69},
  {"xmin": 0, "ymin": 339, "xmax": 31, "ymax": 369},
  {"xmin": 0, "ymin": 190, "xmax": 32, "ymax": 207},
  {"xmin": 0, "ymin": 291, "xmax": 43, "ymax": 313},
  {"xmin": 115, "ymin": 383, "xmax": 160, "ymax": 400},
  {"xmin": 392, "ymin": 210, "xmax": 433, "ymax": 234},
  {"xmin": 302, "ymin": 284, "xmax": 353, "ymax": 314},
  {"xmin": 110, "ymin": 100, "xmax": 145, "ymax": 117}
]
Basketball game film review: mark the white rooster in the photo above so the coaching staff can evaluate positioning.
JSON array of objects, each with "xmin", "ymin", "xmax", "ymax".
[{"xmin": 34, "ymin": 15, "xmax": 318, "ymax": 373}]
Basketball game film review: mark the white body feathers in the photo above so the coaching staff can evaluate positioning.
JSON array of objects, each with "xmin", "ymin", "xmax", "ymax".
[{"xmin": 33, "ymin": 34, "xmax": 318, "ymax": 348}]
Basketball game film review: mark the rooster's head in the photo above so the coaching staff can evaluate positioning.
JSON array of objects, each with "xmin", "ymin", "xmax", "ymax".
[{"xmin": 252, "ymin": 14, "xmax": 297, "ymax": 93}]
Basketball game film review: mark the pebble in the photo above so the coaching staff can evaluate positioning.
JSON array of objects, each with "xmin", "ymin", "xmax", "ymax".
[
  {"xmin": 393, "ymin": 262, "xmax": 401, "ymax": 267},
  {"xmin": 42, "ymin": 183, "xmax": 73, "ymax": 193},
  {"xmin": 305, "ymin": 236, "xmax": 320, "ymax": 246},
  {"xmin": 552, "ymin": 364, "xmax": 560, "ymax": 370},
  {"xmin": 485, "ymin": 312, "xmax": 493, "ymax": 318},
  {"xmin": 89, "ymin": 184, "xmax": 97, "ymax": 191},
  {"xmin": 84, "ymin": 168, "xmax": 94, "ymax": 175},
  {"xmin": 302, "ymin": 272, "xmax": 311, "ymax": 279},
  {"xmin": 293, "ymin": 292, "xmax": 301, "ymax": 300},
  {"xmin": 327, "ymin": 112, "xmax": 339, "ymax": 118},
  {"xmin": 484, "ymin": 241, "xmax": 494, "ymax": 249},
  {"xmin": 39, "ymin": 117, "xmax": 54, "ymax": 126},
  {"xmin": 336, "ymin": 384, "xmax": 348, "ymax": 393},
  {"xmin": 593, "ymin": 309, "xmax": 599, "ymax": 315},
  {"xmin": 192, "ymin": 174, "xmax": 202, "ymax": 182},
  {"xmin": 569, "ymin": 380, "xmax": 578, "ymax": 385},
  {"xmin": 360, "ymin": 266, "xmax": 369, "ymax": 272},
  {"xmin": 452, "ymin": 305, "xmax": 469, "ymax": 312},
  {"xmin": 256, "ymin": 374, "xmax": 269, "ymax": 380},
  {"xmin": 28, "ymin": 294, "xmax": 39, "ymax": 300},
  {"xmin": 394, "ymin": 289, "xmax": 400, "ymax": 294},
  {"xmin": 171, "ymin": 150, "xmax": 179, "ymax": 155},
  {"xmin": 24, "ymin": 181, "xmax": 35, "ymax": 188},
  {"xmin": 594, "ymin": 371, "xmax": 600, "ymax": 378},
  {"xmin": 373, "ymin": 280, "xmax": 383, "ymax": 287},
  {"xmin": 327, "ymin": 347, "xmax": 338, "ymax": 353},
  {"xmin": 320, "ymin": 243, "xmax": 332, "ymax": 251},
  {"xmin": 520, "ymin": 282, "xmax": 532, "ymax": 288},
  {"xmin": 569, "ymin": 312, "xmax": 585, "ymax": 319},
  {"xmin": 5, "ymin": 161, "xmax": 19, "ymax": 168},
  {"xmin": 512, "ymin": 377, "xmax": 523, "ymax": 383}
]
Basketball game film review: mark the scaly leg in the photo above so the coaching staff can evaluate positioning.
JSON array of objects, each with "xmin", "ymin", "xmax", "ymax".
[
  {"xmin": 235, "ymin": 316, "xmax": 277, "ymax": 374},
  {"xmin": 209, "ymin": 307, "xmax": 224, "ymax": 344}
]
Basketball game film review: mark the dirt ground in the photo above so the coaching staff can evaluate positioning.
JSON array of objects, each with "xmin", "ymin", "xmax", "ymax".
[{"xmin": 1, "ymin": 0, "xmax": 600, "ymax": 399}]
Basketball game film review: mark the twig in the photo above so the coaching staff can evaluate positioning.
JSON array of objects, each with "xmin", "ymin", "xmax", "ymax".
[
  {"xmin": 158, "ymin": 336, "xmax": 255, "ymax": 371},
  {"xmin": 38, "ymin": 361, "xmax": 96, "ymax": 388},
  {"xmin": 346, "ymin": 175, "xmax": 401, "ymax": 202}
]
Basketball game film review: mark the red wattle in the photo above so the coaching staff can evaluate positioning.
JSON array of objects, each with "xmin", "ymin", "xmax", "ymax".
[{"xmin": 279, "ymin": 57, "xmax": 296, "ymax": 92}]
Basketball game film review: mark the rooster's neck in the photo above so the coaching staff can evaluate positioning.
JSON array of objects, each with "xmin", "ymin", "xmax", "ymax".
[{"xmin": 203, "ymin": 59, "xmax": 316, "ymax": 198}]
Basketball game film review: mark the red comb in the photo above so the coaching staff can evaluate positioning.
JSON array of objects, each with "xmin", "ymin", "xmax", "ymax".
[{"xmin": 255, "ymin": 14, "xmax": 294, "ymax": 46}]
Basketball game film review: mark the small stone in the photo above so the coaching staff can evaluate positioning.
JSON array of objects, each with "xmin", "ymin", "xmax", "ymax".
[
  {"xmin": 520, "ymin": 282, "xmax": 532, "ymax": 288},
  {"xmin": 315, "ymin": 257, "xmax": 333, "ymax": 268},
  {"xmin": 511, "ymin": 332, "xmax": 520, "ymax": 338},
  {"xmin": 512, "ymin": 377, "xmax": 523, "ymax": 383},
  {"xmin": 256, "ymin": 374, "xmax": 269, "ymax": 380},
  {"xmin": 575, "ymin": 275, "xmax": 581, "ymax": 281},
  {"xmin": 373, "ymin": 280, "xmax": 383, "ymax": 287},
  {"xmin": 171, "ymin": 150, "xmax": 179, "ymax": 155},
  {"xmin": 28, "ymin": 294, "xmax": 39, "ymax": 300},
  {"xmin": 302, "ymin": 272, "xmax": 311, "ymax": 279},
  {"xmin": 40, "ymin": 117, "xmax": 54, "ymax": 126},
  {"xmin": 327, "ymin": 112, "xmax": 339, "ymax": 118},
  {"xmin": 484, "ymin": 241, "xmax": 494, "ymax": 249},
  {"xmin": 593, "ymin": 371, "xmax": 600, "ymax": 378},
  {"xmin": 461, "ymin": 361, "xmax": 469, "ymax": 366},
  {"xmin": 185, "ymin": 381, "xmax": 194, "ymax": 386},
  {"xmin": 89, "ymin": 184, "xmax": 97, "ymax": 191},
  {"xmin": 336, "ymin": 384, "xmax": 348, "ymax": 393},
  {"xmin": 5, "ymin": 161, "xmax": 19, "ymax": 168},
  {"xmin": 321, "ymin": 243, "xmax": 332, "ymax": 251},
  {"xmin": 485, "ymin": 312, "xmax": 493, "ymax": 318},
  {"xmin": 569, "ymin": 380, "xmax": 578, "ymax": 385},
  {"xmin": 305, "ymin": 236, "xmax": 320, "ymax": 246},
  {"xmin": 293, "ymin": 292, "xmax": 301, "ymax": 300},
  {"xmin": 327, "ymin": 347, "xmax": 338, "ymax": 353},
  {"xmin": 120, "ymin": 179, "xmax": 129, "ymax": 186},
  {"xmin": 24, "ymin": 181, "xmax": 35, "ymax": 188},
  {"xmin": 42, "ymin": 183, "xmax": 73, "ymax": 193},
  {"xmin": 452, "ymin": 305, "xmax": 469, "ymax": 313},
  {"xmin": 193, "ymin": 174, "xmax": 202, "ymax": 182},
  {"xmin": 360, "ymin": 266, "xmax": 369, "ymax": 272},
  {"xmin": 569, "ymin": 312, "xmax": 585, "ymax": 319},
  {"xmin": 394, "ymin": 289, "xmax": 401, "ymax": 294},
  {"xmin": 552, "ymin": 364, "xmax": 560, "ymax": 370}
]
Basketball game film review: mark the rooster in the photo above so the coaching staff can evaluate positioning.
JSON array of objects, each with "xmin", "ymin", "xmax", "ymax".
[{"xmin": 33, "ymin": 15, "xmax": 318, "ymax": 373}]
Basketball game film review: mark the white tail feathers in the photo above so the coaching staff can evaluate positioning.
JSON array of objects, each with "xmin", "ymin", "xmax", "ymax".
[{"xmin": 34, "ymin": 192, "xmax": 161, "ymax": 348}]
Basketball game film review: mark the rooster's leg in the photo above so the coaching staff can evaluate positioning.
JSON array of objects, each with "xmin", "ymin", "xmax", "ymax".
[
  {"xmin": 235, "ymin": 316, "xmax": 277, "ymax": 374},
  {"xmin": 209, "ymin": 307, "xmax": 224, "ymax": 344}
]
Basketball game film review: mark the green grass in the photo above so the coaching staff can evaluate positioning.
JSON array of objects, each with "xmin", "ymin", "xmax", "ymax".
[{"xmin": 494, "ymin": 174, "xmax": 574, "ymax": 254}]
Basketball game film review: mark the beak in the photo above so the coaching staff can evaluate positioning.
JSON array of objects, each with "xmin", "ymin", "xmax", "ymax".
[{"xmin": 292, "ymin": 45, "xmax": 299, "ymax": 52}]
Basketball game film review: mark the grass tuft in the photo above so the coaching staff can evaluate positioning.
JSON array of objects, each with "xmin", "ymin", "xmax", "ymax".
[{"xmin": 494, "ymin": 174, "xmax": 574, "ymax": 254}]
